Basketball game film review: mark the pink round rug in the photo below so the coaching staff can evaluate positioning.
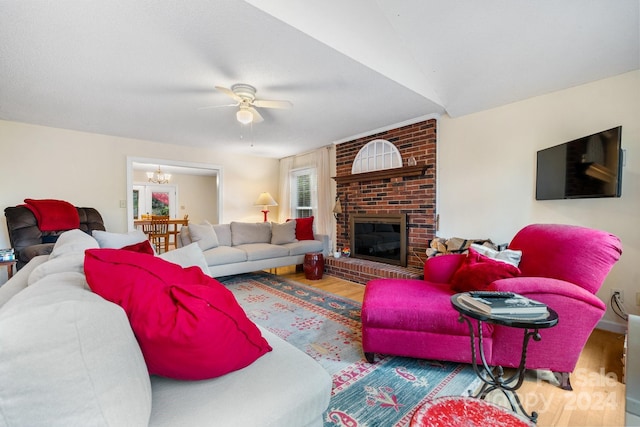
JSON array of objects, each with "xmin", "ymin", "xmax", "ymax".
[{"xmin": 410, "ymin": 396, "xmax": 535, "ymax": 427}]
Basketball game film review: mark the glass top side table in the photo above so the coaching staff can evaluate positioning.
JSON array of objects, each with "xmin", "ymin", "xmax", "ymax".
[{"xmin": 451, "ymin": 293, "xmax": 559, "ymax": 423}]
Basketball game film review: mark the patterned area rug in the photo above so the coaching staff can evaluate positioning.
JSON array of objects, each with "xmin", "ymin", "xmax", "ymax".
[{"xmin": 220, "ymin": 272, "xmax": 480, "ymax": 427}]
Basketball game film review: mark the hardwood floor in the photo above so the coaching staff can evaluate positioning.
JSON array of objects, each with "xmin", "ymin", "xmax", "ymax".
[
  {"xmin": 275, "ymin": 268, "xmax": 626, "ymax": 427},
  {"xmin": 272, "ymin": 266, "xmax": 366, "ymax": 303}
]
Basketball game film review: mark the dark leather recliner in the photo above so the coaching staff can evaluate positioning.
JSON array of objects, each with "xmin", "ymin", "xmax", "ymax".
[{"xmin": 4, "ymin": 206, "xmax": 105, "ymax": 270}]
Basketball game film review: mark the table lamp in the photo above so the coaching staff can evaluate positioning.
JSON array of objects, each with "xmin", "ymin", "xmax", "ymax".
[{"xmin": 254, "ymin": 192, "xmax": 278, "ymax": 222}]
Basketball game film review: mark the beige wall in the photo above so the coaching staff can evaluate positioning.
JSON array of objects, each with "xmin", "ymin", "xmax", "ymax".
[
  {"xmin": 438, "ymin": 70, "xmax": 639, "ymax": 331},
  {"xmin": 0, "ymin": 121, "xmax": 280, "ymax": 280}
]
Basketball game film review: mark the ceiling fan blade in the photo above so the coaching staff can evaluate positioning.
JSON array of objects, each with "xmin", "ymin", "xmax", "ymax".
[
  {"xmin": 197, "ymin": 102, "xmax": 239, "ymax": 110},
  {"xmin": 215, "ymin": 86, "xmax": 242, "ymax": 102},
  {"xmin": 253, "ymin": 99, "xmax": 293, "ymax": 109},
  {"xmin": 249, "ymin": 107, "xmax": 264, "ymax": 123}
]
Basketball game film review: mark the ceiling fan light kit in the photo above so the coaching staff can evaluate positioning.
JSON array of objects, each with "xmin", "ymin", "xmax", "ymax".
[
  {"xmin": 236, "ymin": 109, "xmax": 253, "ymax": 124},
  {"xmin": 212, "ymin": 83, "xmax": 292, "ymax": 125}
]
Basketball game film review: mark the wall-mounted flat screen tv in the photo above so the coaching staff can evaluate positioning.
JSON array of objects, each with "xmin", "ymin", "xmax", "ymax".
[{"xmin": 536, "ymin": 126, "xmax": 623, "ymax": 200}]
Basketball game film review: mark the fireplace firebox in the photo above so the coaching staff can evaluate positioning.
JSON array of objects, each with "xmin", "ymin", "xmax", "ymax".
[{"xmin": 350, "ymin": 214, "xmax": 407, "ymax": 267}]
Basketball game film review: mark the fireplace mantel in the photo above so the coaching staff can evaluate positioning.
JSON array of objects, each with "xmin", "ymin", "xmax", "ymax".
[{"xmin": 332, "ymin": 163, "xmax": 430, "ymax": 185}]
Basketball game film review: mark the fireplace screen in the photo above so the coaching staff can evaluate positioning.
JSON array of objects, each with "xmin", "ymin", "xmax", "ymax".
[{"xmin": 350, "ymin": 214, "xmax": 407, "ymax": 266}]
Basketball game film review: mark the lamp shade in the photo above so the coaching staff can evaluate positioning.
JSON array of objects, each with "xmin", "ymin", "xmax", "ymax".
[
  {"xmin": 254, "ymin": 192, "xmax": 278, "ymax": 207},
  {"xmin": 236, "ymin": 109, "xmax": 253, "ymax": 125},
  {"xmin": 332, "ymin": 198, "xmax": 342, "ymax": 214}
]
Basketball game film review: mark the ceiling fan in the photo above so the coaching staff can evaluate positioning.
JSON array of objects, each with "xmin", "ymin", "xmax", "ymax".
[{"xmin": 202, "ymin": 83, "xmax": 292, "ymax": 124}]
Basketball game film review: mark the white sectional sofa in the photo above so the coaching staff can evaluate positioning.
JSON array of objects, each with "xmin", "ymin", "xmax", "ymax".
[
  {"xmin": 0, "ymin": 230, "xmax": 332, "ymax": 426},
  {"xmin": 177, "ymin": 220, "xmax": 329, "ymax": 277}
]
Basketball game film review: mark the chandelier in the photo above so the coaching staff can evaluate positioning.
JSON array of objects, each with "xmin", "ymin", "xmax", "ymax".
[{"xmin": 147, "ymin": 166, "xmax": 171, "ymax": 184}]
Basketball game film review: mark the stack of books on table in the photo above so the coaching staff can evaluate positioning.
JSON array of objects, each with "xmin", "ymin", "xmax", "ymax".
[
  {"xmin": 458, "ymin": 291, "xmax": 549, "ymax": 319},
  {"xmin": 0, "ymin": 248, "xmax": 15, "ymax": 261}
]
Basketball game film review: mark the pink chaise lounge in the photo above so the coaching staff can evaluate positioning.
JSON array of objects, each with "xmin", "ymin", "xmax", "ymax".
[{"xmin": 361, "ymin": 224, "xmax": 622, "ymax": 390}]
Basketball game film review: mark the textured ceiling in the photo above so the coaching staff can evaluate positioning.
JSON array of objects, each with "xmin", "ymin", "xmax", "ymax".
[{"xmin": 1, "ymin": 0, "xmax": 638, "ymax": 158}]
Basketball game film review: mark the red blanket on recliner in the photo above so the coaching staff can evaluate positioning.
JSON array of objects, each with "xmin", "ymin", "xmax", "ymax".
[{"xmin": 23, "ymin": 198, "xmax": 80, "ymax": 232}]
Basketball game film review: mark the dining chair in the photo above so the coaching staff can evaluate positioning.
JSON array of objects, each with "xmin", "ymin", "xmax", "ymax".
[
  {"xmin": 143, "ymin": 215, "xmax": 170, "ymax": 253},
  {"xmin": 172, "ymin": 214, "xmax": 189, "ymax": 249}
]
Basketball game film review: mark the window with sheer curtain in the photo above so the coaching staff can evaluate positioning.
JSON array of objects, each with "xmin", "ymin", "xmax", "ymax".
[
  {"xmin": 290, "ymin": 167, "xmax": 316, "ymax": 218},
  {"xmin": 278, "ymin": 147, "xmax": 332, "ymax": 240}
]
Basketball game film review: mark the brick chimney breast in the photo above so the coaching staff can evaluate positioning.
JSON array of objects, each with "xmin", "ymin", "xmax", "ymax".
[{"xmin": 334, "ymin": 119, "xmax": 437, "ymax": 272}]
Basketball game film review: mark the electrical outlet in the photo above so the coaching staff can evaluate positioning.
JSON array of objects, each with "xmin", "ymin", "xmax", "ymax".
[
  {"xmin": 611, "ymin": 289, "xmax": 624, "ymax": 303},
  {"xmin": 119, "ymin": 200, "xmax": 126, "ymax": 208}
]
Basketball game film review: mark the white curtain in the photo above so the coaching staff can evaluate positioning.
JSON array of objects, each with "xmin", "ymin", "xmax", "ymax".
[
  {"xmin": 277, "ymin": 156, "xmax": 294, "ymax": 223},
  {"xmin": 314, "ymin": 147, "xmax": 332, "ymax": 238},
  {"xmin": 278, "ymin": 147, "xmax": 333, "ymax": 245}
]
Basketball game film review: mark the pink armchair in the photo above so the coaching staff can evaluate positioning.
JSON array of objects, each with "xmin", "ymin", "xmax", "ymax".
[{"xmin": 361, "ymin": 224, "xmax": 622, "ymax": 390}]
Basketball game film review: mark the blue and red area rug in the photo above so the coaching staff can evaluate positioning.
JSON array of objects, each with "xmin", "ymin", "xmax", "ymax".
[{"xmin": 220, "ymin": 272, "xmax": 480, "ymax": 427}]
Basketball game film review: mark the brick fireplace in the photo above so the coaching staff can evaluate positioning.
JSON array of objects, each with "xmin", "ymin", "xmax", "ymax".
[{"xmin": 329, "ymin": 118, "xmax": 437, "ymax": 283}]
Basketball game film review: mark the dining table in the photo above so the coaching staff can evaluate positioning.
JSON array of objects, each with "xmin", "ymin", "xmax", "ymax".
[{"xmin": 134, "ymin": 217, "xmax": 189, "ymax": 249}]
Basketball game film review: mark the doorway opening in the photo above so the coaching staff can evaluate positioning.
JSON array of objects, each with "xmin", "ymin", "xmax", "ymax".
[{"xmin": 126, "ymin": 157, "xmax": 223, "ymax": 231}]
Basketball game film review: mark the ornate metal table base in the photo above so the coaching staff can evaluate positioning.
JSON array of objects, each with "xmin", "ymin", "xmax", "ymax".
[
  {"xmin": 451, "ymin": 293, "xmax": 558, "ymax": 424},
  {"xmin": 458, "ymin": 314, "xmax": 541, "ymax": 423}
]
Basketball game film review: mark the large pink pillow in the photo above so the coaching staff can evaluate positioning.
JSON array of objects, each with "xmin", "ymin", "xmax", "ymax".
[
  {"xmin": 84, "ymin": 249, "xmax": 272, "ymax": 380},
  {"xmin": 450, "ymin": 247, "xmax": 521, "ymax": 292}
]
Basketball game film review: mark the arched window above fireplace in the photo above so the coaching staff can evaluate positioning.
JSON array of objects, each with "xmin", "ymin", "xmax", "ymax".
[{"xmin": 351, "ymin": 139, "xmax": 402, "ymax": 174}]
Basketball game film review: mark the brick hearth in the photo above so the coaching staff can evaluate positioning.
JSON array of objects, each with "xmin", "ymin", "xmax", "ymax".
[{"xmin": 325, "ymin": 256, "xmax": 422, "ymax": 285}]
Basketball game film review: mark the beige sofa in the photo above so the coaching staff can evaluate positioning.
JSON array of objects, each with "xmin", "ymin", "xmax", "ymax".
[
  {"xmin": 177, "ymin": 221, "xmax": 329, "ymax": 277},
  {"xmin": 0, "ymin": 230, "xmax": 332, "ymax": 426}
]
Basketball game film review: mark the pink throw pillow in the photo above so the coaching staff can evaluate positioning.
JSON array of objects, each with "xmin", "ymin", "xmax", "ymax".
[
  {"xmin": 288, "ymin": 216, "xmax": 315, "ymax": 240},
  {"xmin": 84, "ymin": 249, "xmax": 272, "ymax": 380},
  {"xmin": 450, "ymin": 247, "xmax": 521, "ymax": 292}
]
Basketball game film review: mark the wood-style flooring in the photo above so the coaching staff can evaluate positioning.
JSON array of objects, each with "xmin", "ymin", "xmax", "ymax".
[{"xmin": 275, "ymin": 267, "xmax": 626, "ymax": 427}]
